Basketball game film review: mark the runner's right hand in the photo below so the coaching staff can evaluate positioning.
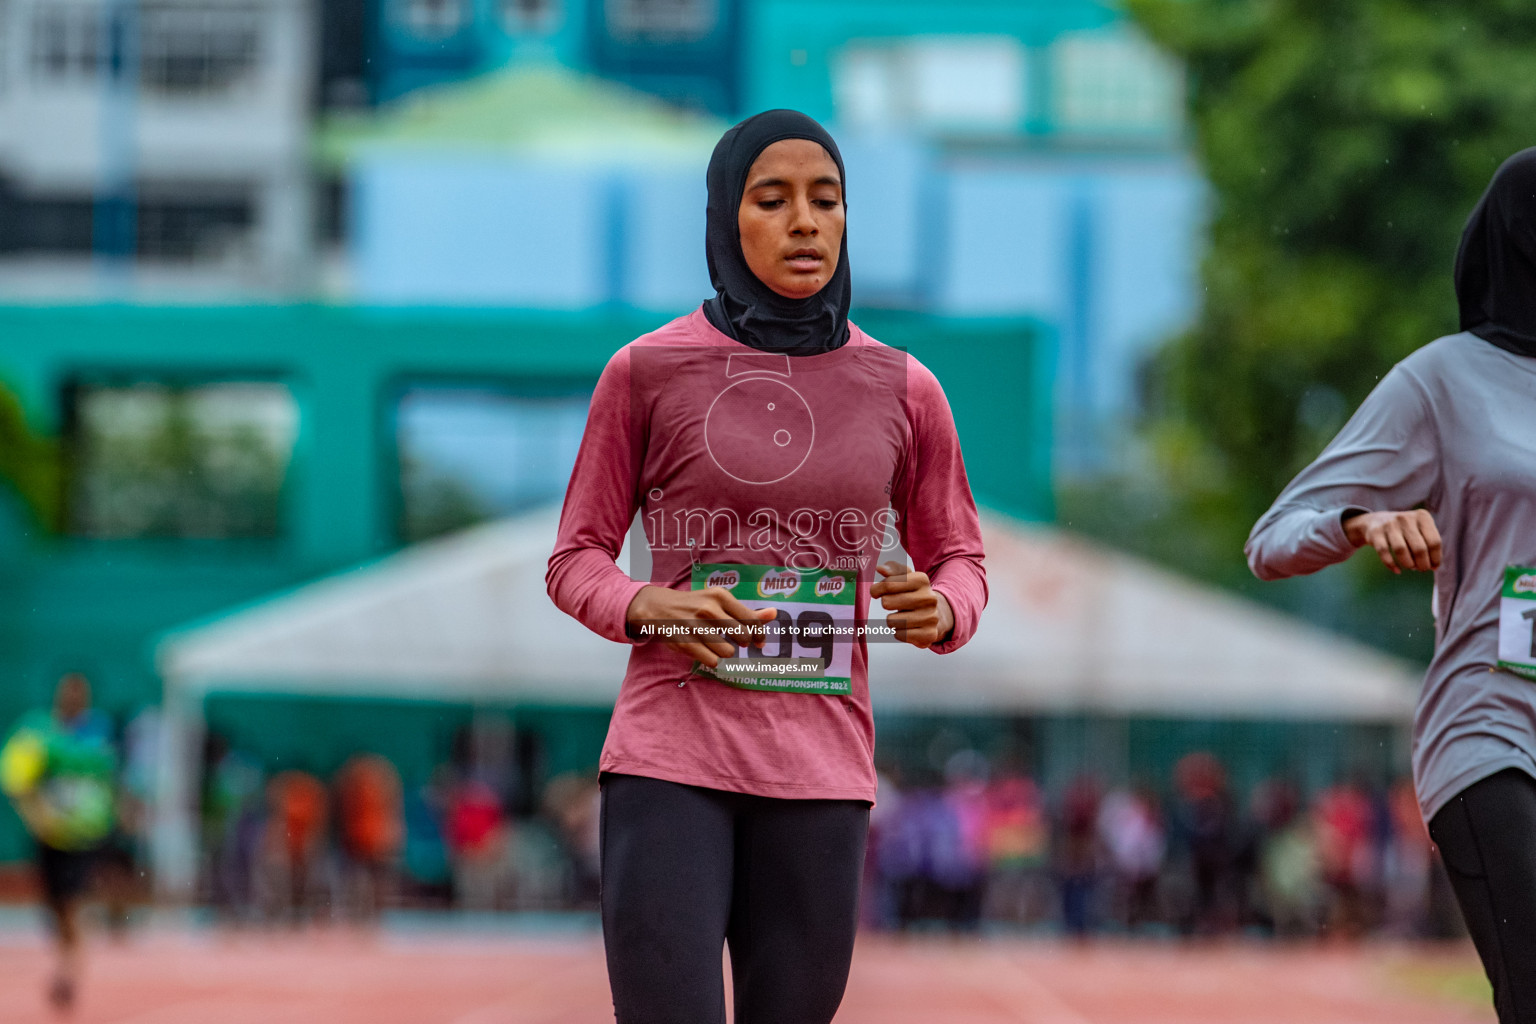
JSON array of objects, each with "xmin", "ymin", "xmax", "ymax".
[
  {"xmin": 625, "ymin": 585, "xmax": 777, "ymax": 667},
  {"xmin": 1343, "ymin": 509, "xmax": 1442, "ymax": 574}
]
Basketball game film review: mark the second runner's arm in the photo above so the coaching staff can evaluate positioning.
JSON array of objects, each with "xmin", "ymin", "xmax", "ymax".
[{"xmin": 1245, "ymin": 364, "xmax": 1443, "ymax": 581}]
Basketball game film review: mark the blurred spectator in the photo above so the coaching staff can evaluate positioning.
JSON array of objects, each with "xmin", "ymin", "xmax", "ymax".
[
  {"xmin": 1097, "ymin": 786, "xmax": 1165, "ymax": 932},
  {"xmin": 202, "ymin": 735, "xmax": 266, "ymax": 922},
  {"xmin": 879, "ymin": 765, "xmax": 984, "ymax": 932},
  {"xmin": 1054, "ymin": 776, "xmax": 1103, "ymax": 939},
  {"xmin": 0, "ymin": 673, "xmax": 117, "ymax": 1011},
  {"xmin": 400, "ymin": 768, "xmax": 454, "ymax": 905},
  {"xmin": 1252, "ymin": 780, "xmax": 1322, "ymax": 938},
  {"xmin": 334, "ymin": 754, "xmax": 404, "ymax": 922},
  {"xmin": 541, "ymin": 772, "xmax": 602, "ymax": 908},
  {"xmin": 863, "ymin": 766, "xmax": 906, "ymax": 929},
  {"xmin": 1380, "ymin": 777, "xmax": 1432, "ymax": 938},
  {"xmin": 262, "ymin": 769, "xmax": 330, "ymax": 923},
  {"xmin": 939, "ymin": 751, "xmax": 991, "ymax": 931},
  {"xmin": 1313, "ymin": 779, "xmax": 1376, "ymax": 938},
  {"xmin": 979, "ymin": 773, "xmax": 1050, "ymax": 926},
  {"xmin": 445, "ymin": 776, "xmax": 507, "ymax": 910},
  {"xmin": 1170, "ymin": 752, "xmax": 1236, "ymax": 936},
  {"xmin": 880, "ymin": 783, "xmax": 940, "ymax": 929}
]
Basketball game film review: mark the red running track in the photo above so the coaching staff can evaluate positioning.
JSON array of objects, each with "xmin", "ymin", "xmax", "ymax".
[{"xmin": 0, "ymin": 924, "xmax": 1492, "ymax": 1024}]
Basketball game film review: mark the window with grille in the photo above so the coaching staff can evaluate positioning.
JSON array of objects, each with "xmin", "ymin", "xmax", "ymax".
[
  {"xmin": 1051, "ymin": 28, "xmax": 1184, "ymax": 140},
  {"xmin": 834, "ymin": 36, "xmax": 1027, "ymax": 134},
  {"xmin": 66, "ymin": 380, "xmax": 298, "ymax": 540},
  {"xmin": 139, "ymin": 5, "xmax": 261, "ymax": 94},
  {"xmin": 604, "ymin": 0, "xmax": 716, "ymax": 44},
  {"xmin": 0, "ymin": 188, "xmax": 252, "ymax": 259},
  {"xmin": 391, "ymin": 0, "xmax": 468, "ymax": 40},
  {"xmin": 136, "ymin": 191, "xmax": 253, "ymax": 259},
  {"xmin": 30, "ymin": 3, "xmax": 99, "ymax": 82}
]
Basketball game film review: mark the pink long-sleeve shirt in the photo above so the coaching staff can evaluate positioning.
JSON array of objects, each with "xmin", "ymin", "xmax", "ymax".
[{"xmin": 546, "ymin": 308, "xmax": 988, "ymax": 803}]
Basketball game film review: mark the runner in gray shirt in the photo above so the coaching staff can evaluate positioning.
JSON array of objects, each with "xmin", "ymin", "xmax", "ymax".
[{"xmin": 1248, "ymin": 149, "xmax": 1536, "ymax": 1023}]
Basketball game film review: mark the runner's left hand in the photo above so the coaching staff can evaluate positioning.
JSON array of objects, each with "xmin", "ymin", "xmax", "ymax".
[{"xmin": 871, "ymin": 562, "xmax": 954, "ymax": 649}]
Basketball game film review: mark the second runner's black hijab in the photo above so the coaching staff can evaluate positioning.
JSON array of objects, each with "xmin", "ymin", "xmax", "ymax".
[
  {"xmin": 1454, "ymin": 147, "xmax": 1536, "ymax": 358},
  {"xmin": 702, "ymin": 110, "xmax": 851, "ymax": 355}
]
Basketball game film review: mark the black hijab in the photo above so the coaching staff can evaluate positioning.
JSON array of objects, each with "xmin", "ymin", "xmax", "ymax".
[
  {"xmin": 1454, "ymin": 147, "xmax": 1536, "ymax": 358},
  {"xmin": 702, "ymin": 110, "xmax": 851, "ymax": 355}
]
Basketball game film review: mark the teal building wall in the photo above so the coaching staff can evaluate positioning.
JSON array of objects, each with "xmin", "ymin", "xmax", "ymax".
[{"xmin": 743, "ymin": 0, "xmax": 1118, "ymax": 128}]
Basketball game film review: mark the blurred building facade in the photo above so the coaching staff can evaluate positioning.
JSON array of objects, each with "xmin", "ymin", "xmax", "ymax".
[
  {"xmin": 0, "ymin": 0, "xmax": 315, "ymax": 295},
  {"xmin": 0, "ymin": 0, "xmax": 1204, "ymax": 467}
]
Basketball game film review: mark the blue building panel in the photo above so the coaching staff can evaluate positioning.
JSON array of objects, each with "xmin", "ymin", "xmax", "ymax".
[
  {"xmin": 1091, "ymin": 165, "xmax": 1204, "ymax": 417},
  {"xmin": 837, "ymin": 134, "xmax": 931, "ymax": 305},
  {"xmin": 617, "ymin": 169, "xmax": 712, "ymax": 311},
  {"xmin": 743, "ymin": 0, "xmax": 1117, "ymax": 126},
  {"xmin": 353, "ymin": 157, "xmax": 612, "ymax": 307},
  {"xmin": 938, "ymin": 167, "xmax": 1072, "ymax": 318}
]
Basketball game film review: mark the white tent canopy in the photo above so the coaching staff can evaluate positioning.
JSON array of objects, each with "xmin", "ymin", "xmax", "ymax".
[
  {"xmin": 151, "ymin": 506, "xmax": 1422, "ymax": 893},
  {"xmin": 159, "ymin": 507, "xmax": 632, "ymax": 705}
]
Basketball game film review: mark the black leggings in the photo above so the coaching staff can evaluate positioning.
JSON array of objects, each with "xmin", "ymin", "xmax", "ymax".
[
  {"xmin": 1428, "ymin": 767, "xmax": 1536, "ymax": 1024},
  {"xmin": 599, "ymin": 773, "xmax": 869, "ymax": 1024}
]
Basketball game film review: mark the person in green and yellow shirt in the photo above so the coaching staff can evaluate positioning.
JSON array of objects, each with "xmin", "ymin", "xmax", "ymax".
[{"xmin": 1, "ymin": 673, "xmax": 117, "ymax": 1011}]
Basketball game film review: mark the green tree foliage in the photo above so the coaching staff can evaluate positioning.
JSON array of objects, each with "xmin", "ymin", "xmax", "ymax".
[
  {"xmin": 0, "ymin": 384, "xmax": 60, "ymax": 531},
  {"xmin": 1127, "ymin": 0, "xmax": 1536, "ymax": 535}
]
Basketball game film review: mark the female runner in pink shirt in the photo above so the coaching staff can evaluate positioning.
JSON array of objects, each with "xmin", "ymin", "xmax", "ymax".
[{"xmin": 547, "ymin": 109, "xmax": 988, "ymax": 1023}]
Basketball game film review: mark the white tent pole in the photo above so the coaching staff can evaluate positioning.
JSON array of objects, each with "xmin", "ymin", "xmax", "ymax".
[{"xmin": 152, "ymin": 677, "xmax": 206, "ymax": 901}]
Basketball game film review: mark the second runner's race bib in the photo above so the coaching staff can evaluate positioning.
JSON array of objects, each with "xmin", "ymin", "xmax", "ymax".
[
  {"xmin": 691, "ymin": 564, "xmax": 857, "ymax": 695},
  {"xmin": 1497, "ymin": 566, "xmax": 1536, "ymax": 682}
]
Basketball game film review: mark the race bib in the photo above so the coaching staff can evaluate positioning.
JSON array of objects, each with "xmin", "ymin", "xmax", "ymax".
[
  {"xmin": 1497, "ymin": 566, "xmax": 1536, "ymax": 682},
  {"xmin": 691, "ymin": 563, "xmax": 857, "ymax": 695},
  {"xmin": 41, "ymin": 776, "xmax": 114, "ymax": 849}
]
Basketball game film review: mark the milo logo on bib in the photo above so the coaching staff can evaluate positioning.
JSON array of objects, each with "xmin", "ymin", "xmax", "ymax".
[
  {"xmin": 691, "ymin": 563, "xmax": 858, "ymax": 696},
  {"xmin": 815, "ymin": 575, "xmax": 846, "ymax": 598},
  {"xmin": 758, "ymin": 569, "xmax": 801, "ymax": 599},
  {"xmin": 1514, "ymin": 572, "xmax": 1536, "ymax": 596},
  {"xmin": 705, "ymin": 569, "xmax": 740, "ymax": 590}
]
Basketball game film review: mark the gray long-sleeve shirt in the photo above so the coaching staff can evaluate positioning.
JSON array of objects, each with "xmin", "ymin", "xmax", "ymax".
[{"xmin": 1247, "ymin": 331, "xmax": 1536, "ymax": 822}]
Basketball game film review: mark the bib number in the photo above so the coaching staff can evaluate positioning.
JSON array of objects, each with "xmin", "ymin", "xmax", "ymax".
[
  {"xmin": 692, "ymin": 564, "xmax": 857, "ymax": 695},
  {"xmin": 1497, "ymin": 566, "xmax": 1536, "ymax": 682}
]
